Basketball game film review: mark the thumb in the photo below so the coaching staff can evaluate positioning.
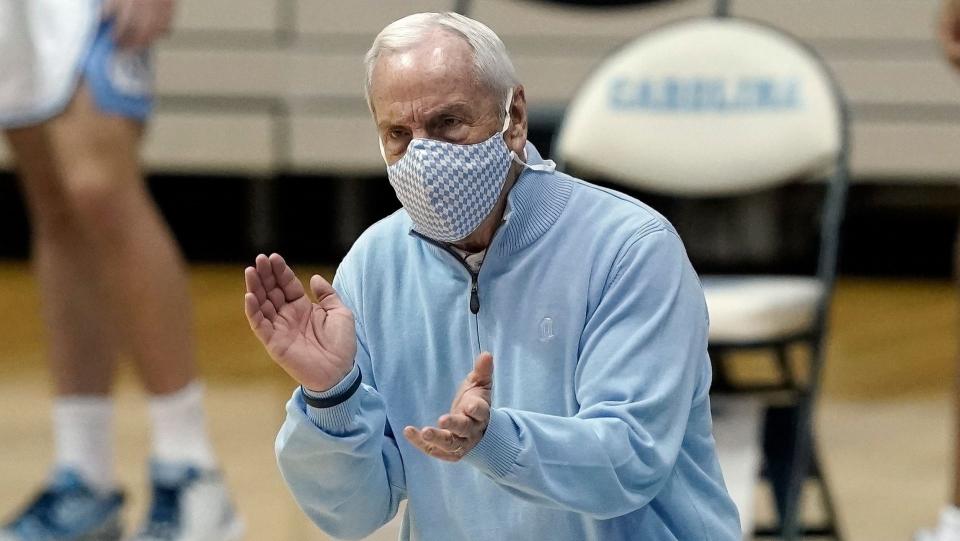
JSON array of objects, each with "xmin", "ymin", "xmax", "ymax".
[
  {"xmin": 470, "ymin": 352, "xmax": 494, "ymax": 386},
  {"xmin": 310, "ymin": 274, "xmax": 341, "ymax": 307}
]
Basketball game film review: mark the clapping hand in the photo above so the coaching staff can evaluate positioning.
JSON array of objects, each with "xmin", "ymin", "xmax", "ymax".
[
  {"xmin": 244, "ymin": 254, "xmax": 357, "ymax": 392},
  {"xmin": 404, "ymin": 352, "xmax": 494, "ymax": 462}
]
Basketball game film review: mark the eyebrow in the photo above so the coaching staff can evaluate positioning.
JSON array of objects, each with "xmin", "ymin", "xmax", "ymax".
[
  {"xmin": 428, "ymin": 102, "xmax": 472, "ymax": 117},
  {"xmin": 378, "ymin": 101, "xmax": 474, "ymax": 131}
]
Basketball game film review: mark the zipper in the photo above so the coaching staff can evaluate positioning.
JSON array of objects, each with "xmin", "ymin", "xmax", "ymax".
[
  {"xmin": 411, "ymin": 231, "xmax": 481, "ymax": 315},
  {"xmin": 469, "ymin": 276, "xmax": 480, "ymax": 314}
]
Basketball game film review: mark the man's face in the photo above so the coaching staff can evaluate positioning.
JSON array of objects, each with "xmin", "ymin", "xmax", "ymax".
[{"xmin": 370, "ymin": 30, "xmax": 508, "ymax": 165}]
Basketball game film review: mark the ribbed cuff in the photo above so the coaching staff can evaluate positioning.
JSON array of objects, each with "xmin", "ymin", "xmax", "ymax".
[
  {"xmin": 462, "ymin": 408, "xmax": 521, "ymax": 478},
  {"xmin": 302, "ymin": 364, "xmax": 362, "ymax": 433}
]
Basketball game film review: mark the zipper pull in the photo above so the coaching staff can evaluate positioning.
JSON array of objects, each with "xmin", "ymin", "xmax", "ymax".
[{"xmin": 470, "ymin": 275, "xmax": 480, "ymax": 314}]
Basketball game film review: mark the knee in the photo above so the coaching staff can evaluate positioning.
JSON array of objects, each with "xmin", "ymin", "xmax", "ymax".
[
  {"xmin": 25, "ymin": 181, "xmax": 79, "ymax": 240},
  {"xmin": 63, "ymin": 168, "xmax": 137, "ymax": 240}
]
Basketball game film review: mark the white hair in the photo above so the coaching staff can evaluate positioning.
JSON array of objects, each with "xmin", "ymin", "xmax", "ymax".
[{"xmin": 363, "ymin": 12, "xmax": 520, "ymax": 113}]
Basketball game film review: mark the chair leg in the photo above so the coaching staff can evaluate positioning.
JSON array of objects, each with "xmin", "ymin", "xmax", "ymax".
[
  {"xmin": 761, "ymin": 404, "xmax": 843, "ymax": 541},
  {"xmin": 775, "ymin": 344, "xmax": 796, "ymax": 389},
  {"xmin": 778, "ymin": 398, "xmax": 812, "ymax": 541},
  {"xmin": 811, "ymin": 446, "xmax": 844, "ymax": 541},
  {"xmin": 711, "ymin": 350, "xmax": 735, "ymax": 392},
  {"xmin": 761, "ymin": 405, "xmax": 796, "ymax": 525}
]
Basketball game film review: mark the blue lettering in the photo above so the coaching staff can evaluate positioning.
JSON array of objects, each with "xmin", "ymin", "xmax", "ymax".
[{"xmin": 607, "ymin": 75, "xmax": 803, "ymax": 113}]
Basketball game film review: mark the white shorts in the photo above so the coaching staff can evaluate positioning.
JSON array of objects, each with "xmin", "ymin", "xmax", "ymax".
[{"xmin": 0, "ymin": 0, "xmax": 153, "ymax": 128}]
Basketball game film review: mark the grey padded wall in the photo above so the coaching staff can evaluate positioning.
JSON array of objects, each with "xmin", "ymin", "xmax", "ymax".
[
  {"xmin": 736, "ymin": 0, "xmax": 960, "ymax": 181},
  {"xmin": 1, "ymin": 0, "xmax": 958, "ymax": 182}
]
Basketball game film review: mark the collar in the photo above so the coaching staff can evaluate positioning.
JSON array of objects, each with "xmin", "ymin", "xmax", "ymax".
[{"xmin": 493, "ymin": 142, "xmax": 572, "ymax": 257}]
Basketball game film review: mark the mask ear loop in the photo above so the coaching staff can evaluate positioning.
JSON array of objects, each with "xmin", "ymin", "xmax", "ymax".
[
  {"xmin": 378, "ymin": 136, "xmax": 389, "ymax": 166},
  {"xmin": 501, "ymin": 87, "xmax": 556, "ymax": 173},
  {"xmin": 500, "ymin": 87, "xmax": 514, "ymax": 135}
]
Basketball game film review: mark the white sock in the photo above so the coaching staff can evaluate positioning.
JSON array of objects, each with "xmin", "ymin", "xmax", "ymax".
[
  {"xmin": 938, "ymin": 505, "xmax": 960, "ymax": 539},
  {"xmin": 148, "ymin": 381, "xmax": 217, "ymax": 469},
  {"xmin": 53, "ymin": 395, "xmax": 116, "ymax": 493}
]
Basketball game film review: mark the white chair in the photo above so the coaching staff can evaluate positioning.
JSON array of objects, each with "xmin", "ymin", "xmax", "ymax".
[{"xmin": 555, "ymin": 15, "xmax": 848, "ymax": 541}]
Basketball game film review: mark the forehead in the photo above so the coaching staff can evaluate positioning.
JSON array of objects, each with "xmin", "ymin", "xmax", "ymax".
[{"xmin": 370, "ymin": 31, "xmax": 495, "ymax": 123}]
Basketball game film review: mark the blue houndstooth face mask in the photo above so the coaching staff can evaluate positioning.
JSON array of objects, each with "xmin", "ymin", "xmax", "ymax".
[{"xmin": 383, "ymin": 90, "xmax": 516, "ymax": 243}]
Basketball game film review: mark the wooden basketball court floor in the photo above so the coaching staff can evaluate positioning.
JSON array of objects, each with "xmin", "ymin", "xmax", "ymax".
[{"xmin": 0, "ymin": 262, "xmax": 953, "ymax": 540}]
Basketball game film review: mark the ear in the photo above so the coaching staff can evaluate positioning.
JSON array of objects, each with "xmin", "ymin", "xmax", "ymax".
[{"xmin": 505, "ymin": 85, "xmax": 528, "ymax": 156}]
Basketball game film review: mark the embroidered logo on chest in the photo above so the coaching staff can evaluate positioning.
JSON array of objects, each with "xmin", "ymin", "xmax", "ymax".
[{"xmin": 538, "ymin": 317, "xmax": 555, "ymax": 343}]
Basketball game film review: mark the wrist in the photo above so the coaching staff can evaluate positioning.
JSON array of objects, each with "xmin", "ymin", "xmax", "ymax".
[
  {"xmin": 301, "ymin": 363, "xmax": 355, "ymax": 394},
  {"xmin": 301, "ymin": 364, "xmax": 361, "ymax": 409}
]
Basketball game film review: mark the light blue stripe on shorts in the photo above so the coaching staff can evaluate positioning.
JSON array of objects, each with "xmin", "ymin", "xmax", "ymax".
[{"xmin": 81, "ymin": 18, "xmax": 153, "ymax": 121}]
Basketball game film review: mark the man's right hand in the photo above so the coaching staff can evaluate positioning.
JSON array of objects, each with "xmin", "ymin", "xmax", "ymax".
[
  {"xmin": 244, "ymin": 253, "xmax": 357, "ymax": 392},
  {"xmin": 941, "ymin": 0, "xmax": 960, "ymax": 70}
]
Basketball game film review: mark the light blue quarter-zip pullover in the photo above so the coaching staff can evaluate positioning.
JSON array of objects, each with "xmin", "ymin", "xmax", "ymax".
[{"xmin": 275, "ymin": 144, "xmax": 741, "ymax": 541}]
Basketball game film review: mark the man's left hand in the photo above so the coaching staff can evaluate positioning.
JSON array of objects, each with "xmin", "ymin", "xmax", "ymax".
[
  {"xmin": 404, "ymin": 352, "xmax": 494, "ymax": 462},
  {"xmin": 103, "ymin": 0, "xmax": 176, "ymax": 50}
]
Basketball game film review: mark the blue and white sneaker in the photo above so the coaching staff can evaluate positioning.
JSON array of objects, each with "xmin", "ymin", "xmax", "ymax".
[
  {"xmin": 127, "ymin": 462, "xmax": 243, "ymax": 541},
  {"xmin": 0, "ymin": 469, "xmax": 124, "ymax": 541}
]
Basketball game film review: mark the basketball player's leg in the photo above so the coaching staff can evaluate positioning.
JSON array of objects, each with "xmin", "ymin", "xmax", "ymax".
[
  {"xmin": 47, "ymin": 83, "xmax": 241, "ymax": 539},
  {"xmin": 5, "ymin": 123, "xmax": 119, "ymax": 398},
  {"xmin": 2, "ymin": 83, "xmax": 241, "ymax": 541},
  {"xmin": 46, "ymin": 83, "xmax": 196, "ymax": 397},
  {"xmin": 0, "ymin": 98, "xmax": 127, "ymax": 541}
]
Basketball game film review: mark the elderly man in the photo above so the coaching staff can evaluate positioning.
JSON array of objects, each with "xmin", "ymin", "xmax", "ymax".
[{"xmin": 245, "ymin": 12, "xmax": 740, "ymax": 540}]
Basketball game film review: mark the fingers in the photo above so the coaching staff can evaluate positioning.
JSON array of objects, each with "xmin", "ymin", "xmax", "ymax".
[
  {"xmin": 269, "ymin": 253, "xmax": 306, "ymax": 302},
  {"xmin": 438, "ymin": 413, "xmax": 484, "ymax": 440},
  {"xmin": 243, "ymin": 291, "xmax": 262, "ymax": 324},
  {"xmin": 403, "ymin": 426, "xmax": 466, "ymax": 462},
  {"xmin": 255, "ymin": 253, "xmax": 294, "ymax": 310},
  {"xmin": 109, "ymin": 0, "xmax": 174, "ymax": 49},
  {"xmin": 941, "ymin": 25, "xmax": 960, "ymax": 53},
  {"xmin": 247, "ymin": 253, "xmax": 308, "ymax": 324},
  {"xmin": 243, "ymin": 292, "xmax": 274, "ymax": 343},
  {"xmin": 123, "ymin": 8, "xmax": 149, "ymax": 49},
  {"xmin": 130, "ymin": 16, "xmax": 154, "ymax": 49},
  {"xmin": 449, "ymin": 352, "xmax": 495, "ymax": 412},
  {"xmin": 255, "ymin": 257, "xmax": 286, "ymax": 315},
  {"xmin": 112, "ymin": 0, "xmax": 137, "ymax": 47},
  {"xmin": 469, "ymin": 352, "xmax": 494, "ymax": 386},
  {"xmin": 941, "ymin": 3, "xmax": 960, "ymax": 59},
  {"xmin": 945, "ymin": 41, "xmax": 960, "ymax": 65},
  {"xmin": 149, "ymin": 0, "xmax": 174, "ymax": 40},
  {"xmin": 405, "ymin": 356, "xmax": 496, "ymax": 463},
  {"xmin": 101, "ymin": 0, "xmax": 119, "ymax": 18},
  {"xmin": 244, "ymin": 266, "xmax": 279, "ymax": 321},
  {"xmin": 455, "ymin": 393, "xmax": 490, "ymax": 423},
  {"xmin": 244, "ymin": 266, "xmax": 266, "ymax": 303}
]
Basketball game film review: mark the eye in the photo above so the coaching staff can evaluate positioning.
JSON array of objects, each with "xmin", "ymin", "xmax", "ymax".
[
  {"xmin": 388, "ymin": 128, "xmax": 407, "ymax": 140},
  {"xmin": 441, "ymin": 116, "xmax": 462, "ymax": 128}
]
